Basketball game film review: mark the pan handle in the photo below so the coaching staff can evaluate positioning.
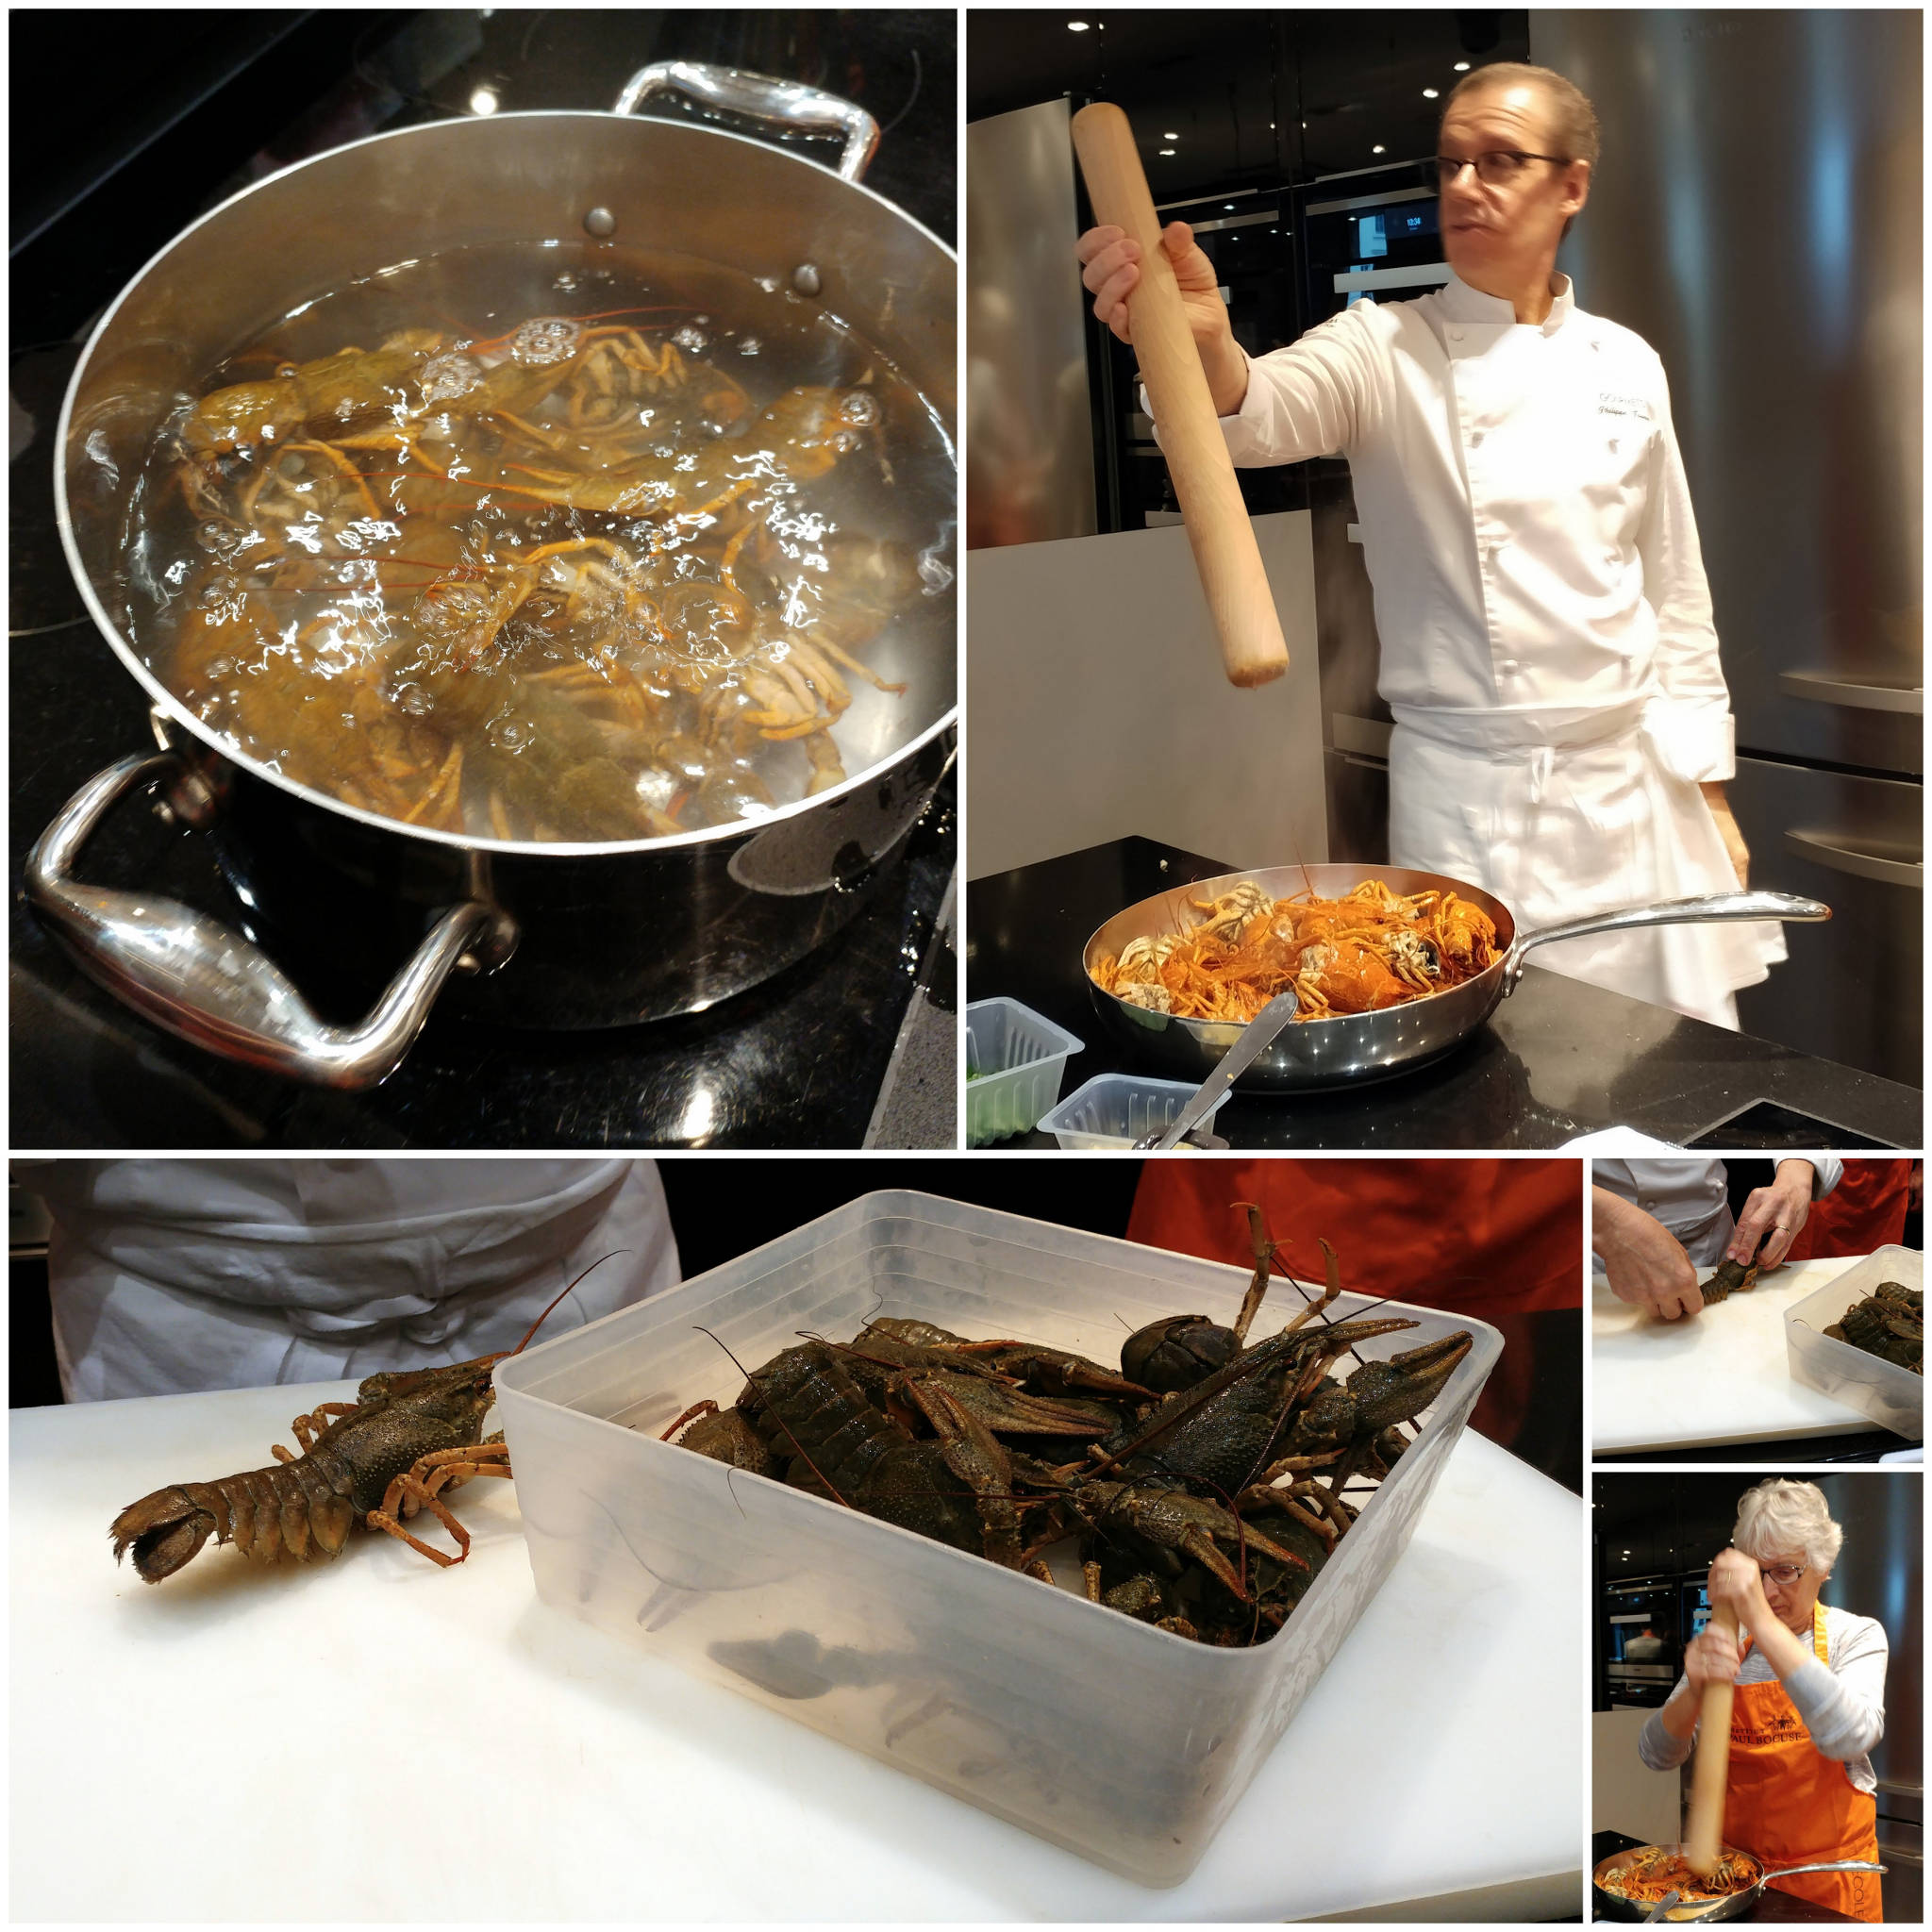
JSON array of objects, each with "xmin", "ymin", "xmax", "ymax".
[
  {"xmin": 614, "ymin": 60, "xmax": 881, "ymax": 182},
  {"xmin": 1758, "ymin": 1860, "xmax": 1887, "ymax": 1879},
  {"xmin": 24, "ymin": 751, "xmax": 497, "ymax": 1090},
  {"xmin": 1503, "ymin": 891, "xmax": 1831, "ymax": 993}
]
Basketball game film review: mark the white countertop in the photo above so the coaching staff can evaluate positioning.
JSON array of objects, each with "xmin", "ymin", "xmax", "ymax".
[
  {"xmin": 12, "ymin": 1379, "xmax": 1582, "ymax": 1921},
  {"xmin": 1592, "ymin": 1255, "xmax": 1886, "ymax": 1453}
]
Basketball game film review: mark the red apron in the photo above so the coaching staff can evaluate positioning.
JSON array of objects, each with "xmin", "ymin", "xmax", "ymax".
[
  {"xmin": 1127, "ymin": 1159, "xmax": 1581, "ymax": 1451},
  {"xmin": 1782, "ymin": 1161, "xmax": 1913, "ymax": 1263},
  {"xmin": 1725, "ymin": 1606, "xmax": 1882, "ymax": 1923}
]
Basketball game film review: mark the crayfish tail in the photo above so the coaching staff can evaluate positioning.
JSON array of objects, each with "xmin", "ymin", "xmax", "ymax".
[{"xmin": 109, "ymin": 1487, "xmax": 218, "ymax": 1584}]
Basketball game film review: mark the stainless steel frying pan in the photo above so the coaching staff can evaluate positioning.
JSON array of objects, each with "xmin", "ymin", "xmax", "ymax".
[
  {"xmin": 1591, "ymin": 1842, "xmax": 1884, "ymax": 1922},
  {"xmin": 1081, "ymin": 863, "xmax": 1830, "ymax": 1092}
]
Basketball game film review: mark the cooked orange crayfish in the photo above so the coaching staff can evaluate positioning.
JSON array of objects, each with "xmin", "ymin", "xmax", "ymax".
[{"xmin": 1092, "ymin": 878, "xmax": 1500, "ymax": 1023}]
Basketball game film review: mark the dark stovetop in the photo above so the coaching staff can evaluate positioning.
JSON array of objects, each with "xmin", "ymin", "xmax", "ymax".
[
  {"xmin": 1591, "ymin": 1832, "xmax": 1864, "ymax": 1924},
  {"xmin": 966, "ymin": 839, "xmax": 1923, "ymax": 1150},
  {"xmin": 9, "ymin": 10, "xmax": 958, "ymax": 1150}
]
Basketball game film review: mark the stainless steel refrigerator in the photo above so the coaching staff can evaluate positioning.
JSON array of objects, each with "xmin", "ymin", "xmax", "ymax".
[
  {"xmin": 1532, "ymin": 9, "xmax": 1923, "ymax": 1083},
  {"xmin": 1814, "ymin": 1471, "xmax": 1924, "ymax": 1924}
]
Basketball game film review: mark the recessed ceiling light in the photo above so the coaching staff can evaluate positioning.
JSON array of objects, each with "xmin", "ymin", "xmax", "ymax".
[
  {"xmin": 1067, "ymin": 19, "xmax": 1090, "ymax": 31},
  {"xmin": 1454, "ymin": 59, "xmax": 1470, "ymax": 71},
  {"xmin": 1423, "ymin": 88, "xmax": 1439, "ymax": 99},
  {"xmin": 1158, "ymin": 148, "xmax": 1175, "ymax": 157},
  {"xmin": 1372, "ymin": 144, "xmax": 1386, "ymax": 155},
  {"xmin": 1163, "ymin": 131, "xmax": 1179, "ymax": 139},
  {"xmin": 1224, "ymin": 203, "xmax": 1235, "ymax": 210}
]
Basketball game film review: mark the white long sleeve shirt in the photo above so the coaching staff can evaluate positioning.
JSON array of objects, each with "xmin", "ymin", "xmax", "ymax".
[
  {"xmin": 1213, "ymin": 272, "xmax": 1732, "ymax": 775},
  {"xmin": 1591, "ymin": 1158, "xmax": 1844, "ymax": 1267},
  {"xmin": 22, "ymin": 1158, "xmax": 681, "ymax": 1397},
  {"xmin": 1638, "ymin": 1603, "xmax": 1889, "ymax": 1794}
]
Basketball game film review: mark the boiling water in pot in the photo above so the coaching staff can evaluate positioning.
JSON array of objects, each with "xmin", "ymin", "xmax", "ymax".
[{"xmin": 120, "ymin": 242, "xmax": 955, "ymax": 843}]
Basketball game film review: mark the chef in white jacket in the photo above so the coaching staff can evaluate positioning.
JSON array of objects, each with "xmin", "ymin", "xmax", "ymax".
[
  {"xmin": 1077, "ymin": 60, "xmax": 1775, "ymax": 1026},
  {"xmin": 1591, "ymin": 1157, "xmax": 1842, "ymax": 1320},
  {"xmin": 19, "ymin": 1158, "xmax": 681, "ymax": 1400}
]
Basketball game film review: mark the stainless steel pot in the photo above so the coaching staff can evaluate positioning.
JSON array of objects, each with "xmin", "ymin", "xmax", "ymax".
[
  {"xmin": 1591, "ymin": 1843, "xmax": 1885, "ymax": 1922},
  {"xmin": 1082, "ymin": 863, "xmax": 1830, "ymax": 1092},
  {"xmin": 29, "ymin": 64, "xmax": 956, "ymax": 1088}
]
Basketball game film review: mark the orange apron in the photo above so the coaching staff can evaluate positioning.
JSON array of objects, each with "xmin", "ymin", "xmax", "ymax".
[{"xmin": 1725, "ymin": 1606, "xmax": 1882, "ymax": 1923}]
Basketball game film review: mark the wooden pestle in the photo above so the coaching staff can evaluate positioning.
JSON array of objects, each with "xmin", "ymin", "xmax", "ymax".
[
  {"xmin": 1070, "ymin": 102, "xmax": 1290, "ymax": 689},
  {"xmin": 1684, "ymin": 1599, "xmax": 1741, "ymax": 1877}
]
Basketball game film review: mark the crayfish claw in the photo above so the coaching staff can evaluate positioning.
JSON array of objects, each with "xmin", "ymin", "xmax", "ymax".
[{"xmin": 109, "ymin": 1488, "xmax": 216, "ymax": 1584}]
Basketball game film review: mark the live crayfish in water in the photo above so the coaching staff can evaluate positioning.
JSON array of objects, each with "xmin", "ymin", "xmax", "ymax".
[
  {"xmin": 661, "ymin": 1207, "xmax": 1474, "ymax": 1645},
  {"xmin": 124, "ymin": 243, "xmax": 954, "ymax": 843}
]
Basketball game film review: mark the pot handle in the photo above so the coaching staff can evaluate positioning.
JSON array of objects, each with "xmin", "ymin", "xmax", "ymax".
[
  {"xmin": 1503, "ymin": 891, "xmax": 1831, "ymax": 993},
  {"xmin": 614, "ymin": 60, "xmax": 881, "ymax": 181},
  {"xmin": 24, "ymin": 750, "xmax": 496, "ymax": 1090},
  {"xmin": 1758, "ymin": 1861, "xmax": 1887, "ymax": 1879}
]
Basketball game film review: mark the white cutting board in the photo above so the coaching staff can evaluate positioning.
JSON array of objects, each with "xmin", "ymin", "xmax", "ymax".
[
  {"xmin": 12, "ymin": 1378, "xmax": 1582, "ymax": 1922},
  {"xmin": 1593, "ymin": 1254, "xmax": 1888, "ymax": 1452}
]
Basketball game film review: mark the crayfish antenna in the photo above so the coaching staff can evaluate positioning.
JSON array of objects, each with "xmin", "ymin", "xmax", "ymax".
[{"xmin": 508, "ymin": 1250, "xmax": 634, "ymax": 1357}]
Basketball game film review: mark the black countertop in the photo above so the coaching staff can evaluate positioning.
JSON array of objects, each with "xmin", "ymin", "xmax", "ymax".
[
  {"xmin": 9, "ymin": 9, "xmax": 958, "ymax": 1151},
  {"xmin": 1591, "ymin": 1831, "xmax": 1864, "ymax": 1924},
  {"xmin": 966, "ymin": 839, "xmax": 1922, "ymax": 1150}
]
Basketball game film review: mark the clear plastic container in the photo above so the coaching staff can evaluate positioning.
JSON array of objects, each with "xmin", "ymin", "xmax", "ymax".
[
  {"xmin": 1039, "ymin": 1072, "xmax": 1230, "ymax": 1150},
  {"xmin": 1785, "ymin": 1246, "xmax": 1924, "ymax": 1440},
  {"xmin": 963, "ymin": 998, "xmax": 1083, "ymax": 1146},
  {"xmin": 494, "ymin": 1191, "xmax": 1502, "ymax": 1886}
]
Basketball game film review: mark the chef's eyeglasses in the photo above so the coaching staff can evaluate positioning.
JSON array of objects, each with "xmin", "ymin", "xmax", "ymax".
[
  {"xmin": 1436, "ymin": 150, "xmax": 1571, "ymax": 187},
  {"xmin": 1759, "ymin": 1562, "xmax": 1807, "ymax": 1587}
]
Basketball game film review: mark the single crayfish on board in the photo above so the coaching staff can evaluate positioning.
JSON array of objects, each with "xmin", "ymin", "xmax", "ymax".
[
  {"xmin": 108, "ymin": 1273, "xmax": 592, "ymax": 1584},
  {"xmin": 1699, "ymin": 1243, "xmax": 1766, "ymax": 1307},
  {"xmin": 660, "ymin": 1205, "xmax": 1474, "ymax": 1646}
]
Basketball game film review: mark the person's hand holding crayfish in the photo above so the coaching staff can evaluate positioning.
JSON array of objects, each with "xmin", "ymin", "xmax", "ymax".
[
  {"xmin": 1592, "ymin": 1184, "xmax": 1703, "ymax": 1321},
  {"xmin": 1724, "ymin": 1159, "xmax": 1817, "ymax": 1273}
]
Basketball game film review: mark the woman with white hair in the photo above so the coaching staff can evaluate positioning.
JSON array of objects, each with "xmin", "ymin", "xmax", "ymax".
[{"xmin": 1639, "ymin": 1479, "xmax": 1887, "ymax": 1921}]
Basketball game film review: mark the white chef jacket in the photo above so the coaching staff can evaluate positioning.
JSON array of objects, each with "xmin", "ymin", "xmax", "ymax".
[
  {"xmin": 1591, "ymin": 1157, "xmax": 1844, "ymax": 1267},
  {"xmin": 22, "ymin": 1158, "xmax": 681, "ymax": 1400},
  {"xmin": 1210, "ymin": 270, "xmax": 1783, "ymax": 1026}
]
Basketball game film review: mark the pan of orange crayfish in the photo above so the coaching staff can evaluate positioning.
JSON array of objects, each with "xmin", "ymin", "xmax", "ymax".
[
  {"xmin": 29, "ymin": 63, "xmax": 955, "ymax": 1088},
  {"xmin": 1083, "ymin": 862, "xmax": 1829, "ymax": 1092}
]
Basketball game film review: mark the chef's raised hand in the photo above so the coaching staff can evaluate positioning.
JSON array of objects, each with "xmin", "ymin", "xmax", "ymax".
[
  {"xmin": 1707, "ymin": 1547, "xmax": 1770, "ymax": 1612},
  {"xmin": 1729, "ymin": 1160, "xmax": 1813, "ymax": 1271},
  {"xmin": 1592, "ymin": 1186, "xmax": 1704, "ymax": 1321},
  {"xmin": 1075, "ymin": 222, "xmax": 1250, "ymax": 414},
  {"xmin": 1681, "ymin": 1619, "xmax": 1743, "ymax": 1697}
]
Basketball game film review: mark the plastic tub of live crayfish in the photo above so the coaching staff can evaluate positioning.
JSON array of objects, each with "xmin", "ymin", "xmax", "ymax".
[
  {"xmin": 492, "ymin": 1191, "xmax": 1502, "ymax": 1887},
  {"xmin": 1784, "ymin": 1246, "xmax": 1923, "ymax": 1441}
]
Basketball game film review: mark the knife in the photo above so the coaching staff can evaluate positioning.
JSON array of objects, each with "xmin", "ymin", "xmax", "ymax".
[{"xmin": 1134, "ymin": 989, "xmax": 1301, "ymax": 1150}]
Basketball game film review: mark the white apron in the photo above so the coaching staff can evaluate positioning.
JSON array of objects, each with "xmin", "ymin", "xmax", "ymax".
[
  {"xmin": 1209, "ymin": 270, "xmax": 1790, "ymax": 1027},
  {"xmin": 1389, "ymin": 700, "xmax": 1784, "ymax": 1029},
  {"xmin": 29, "ymin": 1158, "xmax": 681, "ymax": 1400}
]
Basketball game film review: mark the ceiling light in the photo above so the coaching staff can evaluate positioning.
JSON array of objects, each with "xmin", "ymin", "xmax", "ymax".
[
  {"xmin": 1158, "ymin": 148, "xmax": 1175, "ymax": 157},
  {"xmin": 1423, "ymin": 88, "xmax": 1439, "ymax": 99},
  {"xmin": 1067, "ymin": 19, "xmax": 1090, "ymax": 30},
  {"xmin": 1454, "ymin": 59, "xmax": 1471, "ymax": 71},
  {"xmin": 1372, "ymin": 144, "xmax": 1386, "ymax": 155},
  {"xmin": 1163, "ymin": 131, "xmax": 1179, "ymax": 139},
  {"xmin": 468, "ymin": 87, "xmax": 499, "ymax": 115},
  {"xmin": 1224, "ymin": 203, "xmax": 1235, "ymax": 210}
]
